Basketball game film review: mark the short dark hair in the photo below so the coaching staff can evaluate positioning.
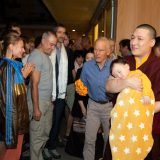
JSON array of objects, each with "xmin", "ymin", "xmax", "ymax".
[
  {"xmin": 6, "ymin": 22, "xmax": 20, "ymax": 30},
  {"xmin": 136, "ymin": 24, "xmax": 157, "ymax": 39},
  {"xmin": 34, "ymin": 35, "xmax": 42, "ymax": 48},
  {"xmin": 82, "ymin": 36, "xmax": 91, "ymax": 45},
  {"xmin": 119, "ymin": 39, "xmax": 131, "ymax": 51},
  {"xmin": 110, "ymin": 58, "xmax": 128, "ymax": 75},
  {"xmin": 87, "ymin": 47, "xmax": 94, "ymax": 53},
  {"xmin": 53, "ymin": 24, "xmax": 66, "ymax": 33},
  {"xmin": 74, "ymin": 50, "xmax": 84, "ymax": 58}
]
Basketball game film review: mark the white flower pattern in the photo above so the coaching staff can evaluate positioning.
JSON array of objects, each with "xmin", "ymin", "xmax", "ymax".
[{"xmin": 109, "ymin": 70, "xmax": 155, "ymax": 159}]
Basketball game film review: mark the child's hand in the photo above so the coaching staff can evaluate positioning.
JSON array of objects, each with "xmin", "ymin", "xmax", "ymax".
[{"xmin": 142, "ymin": 96, "xmax": 151, "ymax": 105}]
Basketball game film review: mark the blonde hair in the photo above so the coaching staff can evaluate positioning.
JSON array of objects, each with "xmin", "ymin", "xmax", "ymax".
[{"xmin": 2, "ymin": 31, "xmax": 22, "ymax": 56}]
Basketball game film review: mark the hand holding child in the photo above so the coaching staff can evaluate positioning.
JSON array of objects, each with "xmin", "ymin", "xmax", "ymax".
[{"xmin": 142, "ymin": 96, "xmax": 151, "ymax": 105}]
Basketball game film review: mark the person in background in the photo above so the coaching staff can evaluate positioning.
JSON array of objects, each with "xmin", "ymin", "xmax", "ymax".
[
  {"xmin": 34, "ymin": 35, "xmax": 42, "ymax": 48},
  {"xmin": 0, "ymin": 31, "xmax": 34, "ymax": 160},
  {"xmin": 153, "ymin": 36, "xmax": 160, "ymax": 57},
  {"xmin": 8, "ymin": 22, "xmax": 21, "ymax": 36},
  {"xmin": 65, "ymin": 51, "xmax": 96, "ymax": 158},
  {"xmin": 68, "ymin": 39, "xmax": 74, "ymax": 50},
  {"xmin": 64, "ymin": 33, "xmax": 75, "ymax": 141},
  {"xmin": 72, "ymin": 51, "xmax": 95, "ymax": 123},
  {"xmin": 0, "ymin": 40, "xmax": 3, "ymax": 57},
  {"xmin": 72, "ymin": 37, "xmax": 83, "ymax": 51},
  {"xmin": 81, "ymin": 36, "xmax": 93, "ymax": 57},
  {"xmin": 109, "ymin": 39, "xmax": 117, "ymax": 60},
  {"xmin": 119, "ymin": 39, "xmax": 132, "ymax": 57},
  {"xmin": 0, "ymin": 22, "xmax": 22, "ymax": 60},
  {"xmin": 64, "ymin": 48, "xmax": 93, "ymax": 145},
  {"xmin": 64, "ymin": 33, "xmax": 69, "ymax": 48},
  {"xmin": 22, "ymin": 36, "xmax": 35, "ymax": 66},
  {"xmin": 4, "ymin": 22, "xmax": 22, "ymax": 36},
  {"xmin": 72, "ymin": 50, "xmax": 84, "ymax": 79}
]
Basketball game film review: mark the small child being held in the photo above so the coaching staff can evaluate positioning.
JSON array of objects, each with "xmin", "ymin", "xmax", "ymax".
[{"xmin": 109, "ymin": 58, "xmax": 155, "ymax": 160}]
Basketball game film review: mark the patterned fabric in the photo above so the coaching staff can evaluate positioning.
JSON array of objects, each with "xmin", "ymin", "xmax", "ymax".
[
  {"xmin": 125, "ymin": 53, "xmax": 160, "ymax": 134},
  {"xmin": 0, "ymin": 58, "xmax": 23, "ymax": 146},
  {"xmin": 73, "ymin": 117, "xmax": 86, "ymax": 133},
  {"xmin": 109, "ymin": 70, "xmax": 155, "ymax": 160},
  {"xmin": 0, "ymin": 58, "xmax": 29, "ymax": 148}
]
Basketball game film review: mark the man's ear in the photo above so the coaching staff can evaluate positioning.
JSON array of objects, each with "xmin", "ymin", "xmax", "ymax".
[
  {"xmin": 150, "ymin": 39, "xmax": 155, "ymax": 47},
  {"xmin": 41, "ymin": 38, "xmax": 45, "ymax": 45},
  {"xmin": 106, "ymin": 48, "xmax": 111, "ymax": 56},
  {"xmin": 8, "ymin": 43, "xmax": 13, "ymax": 50}
]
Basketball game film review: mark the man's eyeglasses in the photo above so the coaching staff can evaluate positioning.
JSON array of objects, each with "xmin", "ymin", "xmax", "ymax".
[{"xmin": 94, "ymin": 48, "xmax": 105, "ymax": 53}]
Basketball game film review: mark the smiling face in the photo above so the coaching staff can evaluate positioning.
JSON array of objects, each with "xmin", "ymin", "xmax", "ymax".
[
  {"xmin": 56, "ymin": 26, "xmax": 66, "ymax": 43},
  {"xmin": 130, "ymin": 28, "xmax": 155, "ymax": 58},
  {"xmin": 85, "ymin": 52, "xmax": 94, "ymax": 61},
  {"xmin": 112, "ymin": 63, "xmax": 130, "ymax": 79},
  {"xmin": 94, "ymin": 38, "xmax": 110, "ymax": 65},
  {"xmin": 76, "ymin": 56, "xmax": 84, "ymax": 66},
  {"xmin": 9, "ymin": 40, "xmax": 25, "ymax": 59}
]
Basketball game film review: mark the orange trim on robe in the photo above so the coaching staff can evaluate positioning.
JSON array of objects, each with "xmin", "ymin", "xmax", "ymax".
[{"xmin": 135, "ymin": 54, "xmax": 149, "ymax": 69}]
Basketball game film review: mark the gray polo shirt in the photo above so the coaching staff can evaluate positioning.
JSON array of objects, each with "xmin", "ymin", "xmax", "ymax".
[{"xmin": 27, "ymin": 49, "xmax": 53, "ymax": 102}]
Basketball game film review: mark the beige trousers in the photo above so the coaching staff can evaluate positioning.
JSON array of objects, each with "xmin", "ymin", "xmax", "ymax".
[
  {"xmin": 29, "ymin": 101, "xmax": 53, "ymax": 160},
  {"xmin": 83, "ymin": 99, "xmax": 113, "ymax": 160}
]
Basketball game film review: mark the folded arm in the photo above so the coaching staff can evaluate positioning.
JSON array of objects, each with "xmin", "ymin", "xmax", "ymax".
[{"xmin": 106, "ymin": 75, "xmax": 142, "ymax": 93}]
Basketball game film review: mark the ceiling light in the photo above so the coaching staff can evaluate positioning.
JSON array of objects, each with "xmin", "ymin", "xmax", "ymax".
[
  {"xmin": 72, "ymin": 29, "xmax": 75, "ymax": 32},
  {"xmin": 102, "ymin": 30, "xmax": 104, "ymax": 33}
]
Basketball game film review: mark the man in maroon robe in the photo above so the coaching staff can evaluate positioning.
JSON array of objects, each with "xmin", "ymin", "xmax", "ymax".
[{"xmin": 106, "ymin": 24, "xmax": 160, "ymax": 160}]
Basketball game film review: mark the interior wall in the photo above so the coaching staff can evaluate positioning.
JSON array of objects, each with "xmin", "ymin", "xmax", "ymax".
[
  {"xmin": 69, "ymin": 31, "xmax": 82, "ymax": 41},
  {"xmin": 105, "ymin": 7, "xmax": 112, "ymax": 38},
  {"xmin": 116, "ymin": 0, "xmax": 160, "ymax": 53}
]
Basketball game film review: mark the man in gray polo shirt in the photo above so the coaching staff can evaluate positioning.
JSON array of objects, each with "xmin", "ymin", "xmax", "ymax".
[{"xmin": 27, "ymin": 31, "xmax": 57, "ymax": 160}]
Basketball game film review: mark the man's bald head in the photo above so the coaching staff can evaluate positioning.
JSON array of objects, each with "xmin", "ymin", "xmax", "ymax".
[{"xmin": 136, "ymin": 24, "xmax": 156, "ymax": 39}]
